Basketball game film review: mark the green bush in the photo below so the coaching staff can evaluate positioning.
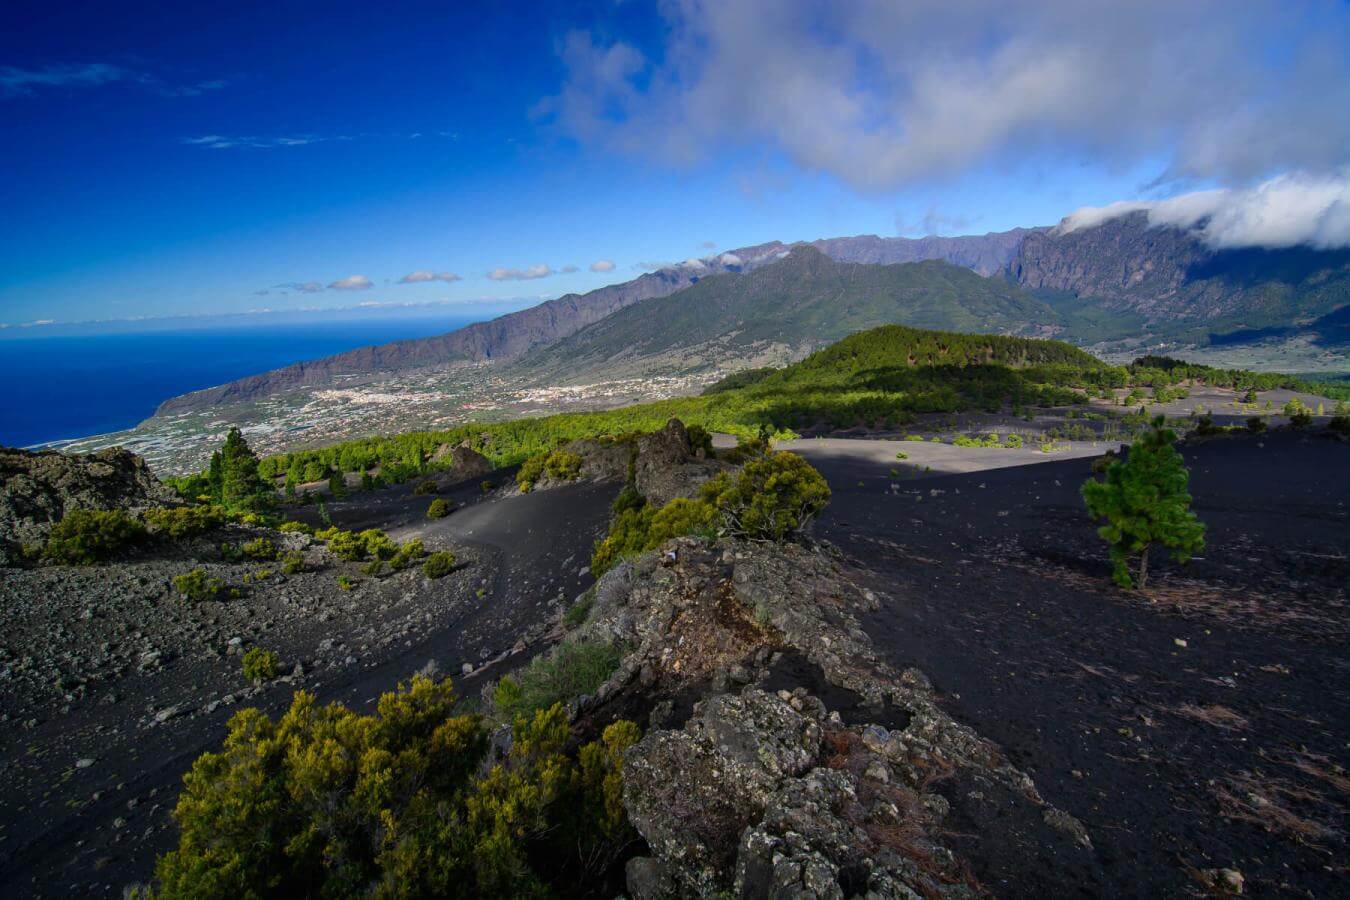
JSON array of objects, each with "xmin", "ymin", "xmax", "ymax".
[
  {"xmin": 240, "ymin": 537, "xmax": 276, "ymax": 561},
  {"xmin": 389, "ymin": 538, "xmax": 426, "ymax": 571},
  {"xmin": 480, "ymin": 479, "xmax": 495, "ymax": 493},
  {"xmin": 426, "ymin": 498, "xmax": 451, "ymax": 519},
  {"xmin": 42, "ymin": 509, "xmax": 146, "ymax": 565},
  {"xmin": 361, "ymin": 559, "xmax": 385, "ymax": 576},
  {"xmin": 276, "ymin": 520, "xmax": 312, "ymax": 534},
  {"xmin": 240, "ymin": 647, "xmax": 279, "ymax": 683},
  {"xmin": 336, "ymin": 574, "xmax": 357, "ymax": 590},
  {"xmin": 280, "ymin": 550, "xmax": 309, "ymax": 575},
  {"xmin": 413, "ymin": 479, "xmax": 439, "ymax": 495},
  {"xmin": 152, "ymin": 677, "xmax": 639, "ymax": 898},
  {"xmin": 517, "ymin": 449, "xmax": 584, "ymax": 491},
  {"xmin": 492, "ymin": 641, "xmax": 623, "ymax": 722},
  {"xmin": 423, "ymin": 550, "xmax": 456, "ymax": 578},
  {"xmin": 142, "ymin": 505, "xmax": 226, "ymax": 539},
  {"xmin": 894, "ymin": 450, "xmax": 908, "ymax": 460},
  {"xmin": 174, "ymin": 568, "xmax": 241, "ymax": 602},
  {"xmin": 701, "ymin": 451, "xmax": 831, "ymax": 541},
  {"xmin": 321, "ymin": 527, "xmax": 399, "ymax": 561},
  {"xmin": 1082, "ymin": 417, "xmax": 1205, "ymax": 588},
  {"xmin": 1246, "ymin": 416, "xmax": 1267, "ymax": 434}
]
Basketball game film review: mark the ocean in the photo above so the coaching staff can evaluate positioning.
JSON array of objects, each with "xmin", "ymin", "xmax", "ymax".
[{"xmin": 0, "ymin": 316, "xmax": 479, "ymax": 448}]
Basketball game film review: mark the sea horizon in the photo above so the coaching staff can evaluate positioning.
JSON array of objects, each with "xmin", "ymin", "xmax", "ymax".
[{"xmin": 0, "ymin": 313, "xmax": 491, "ymax": 448}]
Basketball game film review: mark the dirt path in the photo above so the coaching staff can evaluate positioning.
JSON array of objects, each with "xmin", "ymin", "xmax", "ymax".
[
  {"xmin": 0, "ymin": 477, "xmax": 616, "ymax": 898},
  {"xmin": 797, "ymin": 431, "xmax": 1349, "ymax": 897}
]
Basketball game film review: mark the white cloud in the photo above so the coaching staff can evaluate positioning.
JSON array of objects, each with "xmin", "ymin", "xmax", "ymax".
[
  {"xmin": 1060, "ymin": 170, "xmax": 1350, "ymax": 249},
  {"xmin": 0, "ymin": 64, "xmax": 228, "ymax": 99},
  {"xmin": 398, "ymin": 270, "xmax": 462, "ymax": 284},
  {"xmin": 718, "ymin": 252, "xmax": 743, "ymax": 265},
  {"xmin": 538, "ymin": 0, "xmax": 1350, "ymax": 191},
  {"xmin": 589, "ymin": 259, "xmax": 616, "ymax": 272},
  {"xmin": 487, "ymin": 264, "xmax": 554, "ymax": 281},
  {"xmin": 276, "ymin": 281, "xmax": 324, "ymax": 294},
  {"xmin": 561, "ymin": 265, "xmax": 580, "ymax": 273},
  {"xmin": 0, "ymin": 63, "xmax": 129, "ymax": 96},
  {"xmin": 679, "ymin": 258, "xmax": 707, "ymax": 269},
  {"xmin": 329, "ymin": 274, "xmax": 374, "ymax": 291}
]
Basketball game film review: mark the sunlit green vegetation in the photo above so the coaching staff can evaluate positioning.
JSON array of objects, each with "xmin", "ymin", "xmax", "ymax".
[
  {"xmin": 41, "ymin": 509, "xmax": 145, "ymax": 565},
  {"xmin": 152, "ymin": 676, "xmax": 640, "ymax": 897}
]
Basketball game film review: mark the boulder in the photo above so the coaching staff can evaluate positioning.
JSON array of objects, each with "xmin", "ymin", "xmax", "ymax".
[
  {"xmin": 431, "ymin": 442, "xmax": 493, "ymax": 478},
  {"xmin": 0, "ymin": 446, "xmax": 175, "ymax": 562}
]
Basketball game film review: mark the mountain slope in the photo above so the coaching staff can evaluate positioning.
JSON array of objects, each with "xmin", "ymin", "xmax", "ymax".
[
  {"xmin": 152, "ymin": 231, "xmax": 1040, "ymax": 414},
  {"xmin": 516, "ymin": 246, "xmax": 1059, "ymax": 380},
  {"xmin": 1009, "ymin": 211, "xmax": 1350, "ymax": 338},
  {"xmin": 154, "ymin": 242, "xmax": 792, "ymax": 415}
]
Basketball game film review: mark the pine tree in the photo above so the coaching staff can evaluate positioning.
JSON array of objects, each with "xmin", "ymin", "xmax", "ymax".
[
  {"xmin": 1082, "ymin": 417, "xmax": 1205, "ymax": 589},
  {"xmin": 219, "ymin": 427, "xmax": 272, "ymax": 513}
]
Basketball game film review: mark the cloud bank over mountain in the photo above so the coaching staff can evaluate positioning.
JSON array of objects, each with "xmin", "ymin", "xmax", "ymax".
[
  {"xmin": 1059, "ymin": 171, "xmax": 1350, "ymax": 250},
  {"xmin": 540, "ymin": 0, "xmax": 1350, "ymax": 192}
]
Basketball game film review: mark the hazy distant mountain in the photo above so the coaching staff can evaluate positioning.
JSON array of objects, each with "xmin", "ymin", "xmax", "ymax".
[
  {"xmin": 516, "ymin": 246, "xmax": 1058, "ymax": 380},
  {"xmin": 1008, "ymin": 211, "xmax": 1350, "ymax": 339},
  {"xmin": 152, "ymin": 216, "xmax": 1348, "ymax": 416},
  {"xmin": 813, "ymin": 228, "xmax": 1040, "ymax": 275},
  {"xmin": 154, "ymin": 231, "xmax": 1037, "ymax": 414}
]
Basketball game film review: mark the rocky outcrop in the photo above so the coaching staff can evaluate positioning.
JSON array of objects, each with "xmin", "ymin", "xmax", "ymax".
[
  {"xmin": 0, "ymin": 446, "xmax": 175, "ymax": 561},
  {"xmin": 568, "ymin": 536, "xmax": 1092, "ymax": 897},
  {"xmin": 430, "ymin": 442, "xmax": 493, "ymax": 479}
]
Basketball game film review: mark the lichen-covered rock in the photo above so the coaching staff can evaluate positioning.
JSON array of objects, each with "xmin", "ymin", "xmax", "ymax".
[
  {"xmin": 0, "ymin": 445, "xmax": 175, "ymax": 563},
  {"xmin": 634, "ymin": 419, "xmax": 728, "ymax": 507},
  {"xmin": 624, "ymin": 689, "xmax": 825, "ymax": 894},
  {"xmin": 574, "ymin": 536, "xmax": 1092, "ymax": 897}
]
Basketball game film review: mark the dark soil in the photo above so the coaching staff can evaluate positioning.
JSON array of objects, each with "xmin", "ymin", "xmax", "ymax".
[
  {"xmin": 0, "ymin": 474, "xmax": 617, "ymax": 898},
  {"xmin": 795, "ymin": 430, "xmax": 1349, "ymax": 898}
]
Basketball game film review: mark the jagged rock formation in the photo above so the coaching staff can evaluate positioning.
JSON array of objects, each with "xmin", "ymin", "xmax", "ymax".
[
  {"xmin": 429, "ymin": 442, "xmax": 493, "ymax": 479},
  {"xmin": 569, "ymin": 537, "xmax": 1092, "ymax": 897},
  {"xmin": 1008, "ymin": 211, "xmax": 1350, "ymax": 335},
  {"xmin": 527, "ymin": 419, "xmax": 730, "ymax": 505},
  {"xmin": 0, "ymin": 446, "xmax": 174, "ymax": 562},
  {"xmin": 813, "ymin": 228, "xmax": 1039, "ymax": 276}
]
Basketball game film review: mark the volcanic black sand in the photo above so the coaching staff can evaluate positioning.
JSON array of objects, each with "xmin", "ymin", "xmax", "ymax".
[
  {"xmin": 4, "ymin": 431, "xmax": 1345, "ymax": 897},
  {"xmin": 796, "ymin": 430, "xmax": 1348, "ymax": 898},
  {"xmin": 0, "ymin": 475, "xmax": 614, "ymax": 897}
]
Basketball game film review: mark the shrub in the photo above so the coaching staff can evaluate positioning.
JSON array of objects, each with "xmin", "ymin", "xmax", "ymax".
[
  {"xmin": 240, "ymin": 537, "xmax": 276, "ymax": 561},
  {"xmin": 1243, "ymin": 387, "xmax": 1259, "ymax": 404},
  {"xmin": 276, "ymin": 520, "xmax": 312, "ymax": 534},
  {"xmin": 152, "ymin": 676, "xmax": 639, "ymax": 897},
  {"xmin": 894, "ymin": 450, "xmax": 908, "ymax": 460},
  {"xmin": 413, "ymin": 479, "xmax": 439, "ymax": 496},
  {"xmin": 336, "ymin": 574, "xmax": 357, "ymax": 590},
  {"xmin": 426, "ymin": 498, "xmax": 451, "ymax": 519},
  {"xmin": 240, "ymin": 647, "xmax": 279, "ymax": 683},
  {"xmin": 1002, "ymin": 433, "xmax": 1023, "ymax": 449},
  {"xmin": 492, "ymin": 641, "xmax": 623, "ymax": 722},
  {"xmin": 142, "ymin": 505, "xmax": 226, "ymax": 539},
  {"xmin": 43, "ymin": 509, "xmax": 146, "ymax": 565},
  {"xmin": 1082, "ymin": 417, "xmax": 1206, "ymax": 589},
  {"xmin": 1194, "ymin": 413, "xmax": 1223, "ymax": 437},
  {"xmin": 280, "ymin": 550, "xmax": 309, "ymax": 574},
  {"xmin": 686, "ymin": 423, "xmax": 714, "ymax": 456},
  {"xmin": 517, "ymin": 449, "xmax": 584, "ymax": 491},
  {"xmin": 423, "ymin": 550, "xmax": 456, "ymax": 578},
  {"xmin": 174, "ymin": 568, "xmax": 241, "ymax": 602},
  {"xmin": 389, "ymin": 538, "xmax": 426, "ymax": 571},
  {"xmin": 718, "ymin": 435, "xmax": 769, "ymax": 464},
  {"xmin": 611, "ymin": 485, "xmax": 646, "ymax": 516},
  {"xmin": 1284, "ymin": 398, "xmax": 1312, "ymax": 429},
  {"xmin": 701, "ymin": 451, "xmax": 831, "ymax": 541},
  {"xmin": 361, "ymin": 559, "xmax": 385, "ymax": 576},
  {"xmin": 1246, "ymin": 416, "xmax": 1267, "ymax": 434},
  {"xmin": 480, "ymin": 479, "xmax": 495, "ymax": 493}
]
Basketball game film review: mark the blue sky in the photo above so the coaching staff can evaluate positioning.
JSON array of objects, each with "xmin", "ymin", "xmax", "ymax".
[{"xmin": 2, "ymin": 0, "xmax": 1347, "ymax": 327}]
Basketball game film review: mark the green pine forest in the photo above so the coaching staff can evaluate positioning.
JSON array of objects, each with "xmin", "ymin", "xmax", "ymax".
[{"xmin": 178, "ymin": 324, "xmax": 1344, "ymax": 495}]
